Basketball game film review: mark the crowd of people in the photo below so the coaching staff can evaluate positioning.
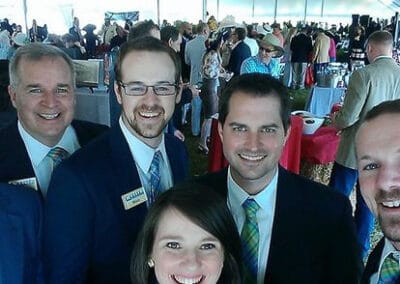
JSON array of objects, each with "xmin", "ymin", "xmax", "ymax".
[{"xmin": 0, "ymin": 13, "xmax": 400, "ymax": 284}]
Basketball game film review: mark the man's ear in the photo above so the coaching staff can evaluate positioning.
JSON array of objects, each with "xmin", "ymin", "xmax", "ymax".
[
  {"xmin": 218, "ymin": 121, "xmax": 224, "ymax": 144},
  {"xmin": 283, "ymin": 125, "xmax": 291, "ymax": 146},
  {"xmin": 175, "ymin": 83, "xmax": 182, "ymax": 104},
  {"xmin": 8, "ymin": 85, "xmax": 17, "ymax": 108},
  {"xmin": 114, "ymin": 82, "xmax": 123, "ymax": 105}
]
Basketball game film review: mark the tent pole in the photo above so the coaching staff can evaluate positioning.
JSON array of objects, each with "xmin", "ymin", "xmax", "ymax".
[
  {"xmin": 304, "ymin": 0, "xmax": 308, "ymax": 24},
  {"xmin": 274, "ymin": 0, "xmax": 278, "ymax": 22},
  {"xmin": 157, "ymin": 0, "xmax": 160, "ymax": 26}
]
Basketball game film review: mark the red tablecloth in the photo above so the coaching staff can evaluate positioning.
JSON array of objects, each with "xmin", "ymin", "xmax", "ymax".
[
  {"xmin": 208, "ymin": 116, "xmax": 303, "ymax": 174},
  {"xmin": 301, "ymin": 126, "xmax": 339, "ymax": 164}
]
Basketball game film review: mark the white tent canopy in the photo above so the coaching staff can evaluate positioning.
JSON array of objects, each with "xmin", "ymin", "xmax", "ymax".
[{"xmin": 1, "ymin": 0, "xmax": 399, "ymax": 35}]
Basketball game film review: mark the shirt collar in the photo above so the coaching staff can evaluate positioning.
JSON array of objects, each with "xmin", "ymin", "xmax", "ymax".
[
  {"xmin": 227, "ymin": 165, "xmax": 279, "ymax": 209},
  {"xmin": 118, "ymin": 116, "xmax": 167, "ymax": 173},
  {"xmin": 18, "ymin": 120, "xmax": 79, "ymax": 166}
]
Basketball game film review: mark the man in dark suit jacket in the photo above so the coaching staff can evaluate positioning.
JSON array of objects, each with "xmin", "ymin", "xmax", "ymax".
[
  {"xmin": 44, "ymin": 37, "xmax": 189, "ymax": 284},
  {"xmin": 0, "ymin": 43, "xmax": 107, "ymax": 196},
  {"xmin": 227, "ymin": 27, "xmax": 251, "ymax": 76},
  {"xmin": 196, "ymin": 73, "xmax": 362, "ymax": 283},
  {"xmin": 0, "ymin": 182, "xmax": 43, "ymax": 284},
  {"xmin": 356, "ymin": 100, "xmax": 400, "ymax": 283},
  {"xmin": 29, "ymin": 19, "xmax": 45, "ymax": 42}
]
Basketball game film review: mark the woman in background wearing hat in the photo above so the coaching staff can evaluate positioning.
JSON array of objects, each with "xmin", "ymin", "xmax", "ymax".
[{"xmin": 240, "ymin": 33, "xmax": 283, "ymax": 78}]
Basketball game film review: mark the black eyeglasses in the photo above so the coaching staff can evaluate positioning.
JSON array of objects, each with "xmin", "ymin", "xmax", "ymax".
[
  {"xmin": 259, "ymin": 46, "xmax": 275, "ymax": 53},
  {"xmin": 118, "ymin": 82, "xmax": 178, "ymax": 96}
]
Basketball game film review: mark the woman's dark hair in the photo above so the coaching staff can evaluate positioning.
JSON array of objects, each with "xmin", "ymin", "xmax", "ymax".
[{"xmin": 131, "ymin": 182, "xmax": 242, "ymax": 284}]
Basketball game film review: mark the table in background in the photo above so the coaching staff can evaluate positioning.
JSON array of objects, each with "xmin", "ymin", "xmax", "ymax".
[
  {"xmin": 208, "ymin": 115, "xmax": 303, "ymax": 174},
  {"xmin": 75, "ymin": 87, "xmax": 110, "ymax": 126},
  {"xmin": 305, "ymin": 87, "xmax": 346, "ymax": 117},
  {"xmin": 300, "ymin": 126, "xmax": 340, "ymax": 185}
]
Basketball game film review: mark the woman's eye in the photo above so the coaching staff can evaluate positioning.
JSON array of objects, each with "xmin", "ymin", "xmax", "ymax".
[
  {"xmin": 363, "ymin": 163, "xmax": 379, "ymax": 171},
  {"xmin": 166, "ymin": 242, "xmax": 180, "ymax": 249},
  {"xmin": 200, "ymin": 243, "xmax": 216, "ymax": 250}
]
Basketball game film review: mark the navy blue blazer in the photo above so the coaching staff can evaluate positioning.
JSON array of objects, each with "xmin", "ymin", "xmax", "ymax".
[
  {"xmin": 362, "ymin": 238, "xmax": 400, "ymax": 284},
  {"xmin": 44, "ymin": 124, "xmax": 189, "ymax": 284},
  {"xmin": 0, "ymin": 183, "xmax": 43, "ymax": 284},
  {"xmin": 195, "ymin": 167, "xmax": 363, "ymax": 284},
  {"xmin": 0, "ymin": 120, "xmax": 108, "ymax": 193},
  {"xmin": 228, "ymin": 41, "xmax": 251, "ymax": 76}
]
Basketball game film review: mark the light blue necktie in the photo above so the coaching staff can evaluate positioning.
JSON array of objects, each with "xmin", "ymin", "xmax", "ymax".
[
  {"xmin": 148, "ymin": 151, "xmax": 162, "ymax": 204},
  {"xmin": 241, "ymin": 198, "xmax": 260, "ymax": 283}
]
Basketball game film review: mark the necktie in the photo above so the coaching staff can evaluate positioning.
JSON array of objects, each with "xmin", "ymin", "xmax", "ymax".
[
  {"xmin": 379, "ymin": 253, "xmax": 400, "ymax": 283},
  {"xmin": 148, "ymin": 151, "xmax": 162, "ymax": 204},
  {"xmin": 47, "ymin": 147, "xmax": 69, "ymax": 168},
  {"xmin": 241, "ymin": 198, "xmax": 260, "ymax": 284}
]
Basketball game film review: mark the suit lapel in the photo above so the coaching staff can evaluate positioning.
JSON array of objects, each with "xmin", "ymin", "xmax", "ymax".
[
  {"xmin": 0, "ymin": 121, "xmax": 36, "ymax": 181},
  {"xmin": 362, "ymin": 238, "xmax": 385, "ymax": 283},
  {"xmin": 266, "ymin": 168, "xmax": 307, "ymax": 281}
]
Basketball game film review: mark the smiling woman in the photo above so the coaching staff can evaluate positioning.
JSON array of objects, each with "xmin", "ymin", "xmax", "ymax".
[{"xmin": 131, "ymin": 182, "xmax": 243, "ymax": 284}]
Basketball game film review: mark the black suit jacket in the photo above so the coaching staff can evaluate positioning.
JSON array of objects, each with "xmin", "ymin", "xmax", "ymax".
[
  {"xmin": 362, "ymin": 238, "xmax": 400, "ymax": 284},
  {"xmin": 0, "ymin": 120, "xmax": 108, "ymax": 193},
  {"xmin": 196, "ymin": 167, "xmax": 362, "ymax": 283},
  {"xmin": 228, "ymin": 41, "xmax": 251, "ymax": 76}
]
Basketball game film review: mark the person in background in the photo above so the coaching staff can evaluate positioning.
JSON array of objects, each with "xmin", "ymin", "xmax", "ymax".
[
  {"xmin": 160, "ymin": 25, "xmax": 186, "ymax": 142},
  {"xmin": 196, "ymin": 73, "xmax": 362, "ymax": 283},
  {"xmin": 82, "ymin": 24, "xmax": 100, "ymax": 59},
  {"xmin": 325, "ymin": 30, "xmax": 337, "ymax": 62},
  {"xmin": 131, "ymin": 183, "xmax": 242, "ymax": 284},
  {"xmin": 349, "ymin": 26, "xmax": 366, "ymax": 71},
  {"xmin": 29, "ymin": 19, "xmax": 45, "ymax": 42},
  {"xmin": 240, "ymin": 33, "xmax": 283, "ymax": 78},
  {"xmin": 271, "ymin": 23, "xmax": 284, "ymax": 47},
  {"xmin": 0, "ymin": 43, "xmax": 107, "ymax": 196},
  {"xmin": 128, "ymin": 20, "xmax": 160, "ymax": 42},
  {"xmin": 244, "ymin": 24, "xmax": 259, "ymax": 56},
  {"xmin": 69, "ymin": 17, "xmax": 84, "ymax": 45},
  {"xmin": 330, "ymin": 30, "xmax": 400, "ymax": 260},
  {"xmin": 281, "ymin": 27, "xmax": 298, "ymax": 87},
  {"xmin": 312, "ymin": 28, "xmax": 331, "ymax": 79},
  {"xmin": 198, "ymin": 49, "xmax": 223, "ymax": 155},
  {"xmin": 110, "ymin": 25, "xmax": 127, "ymax": 50},
  {"xmin": 355, "ymin": 100, "xmax": 400, "ymax": 283},
  {"xmin": 290, "ymin": 26, "xmax": 313, "ymax": 90},
  {"xmin": 44, "ymin": 37, "xmax": 189, "ymax": 284},
  {"xmin": 185, "ymin": 23, "xmax": 209, "ymax": 137},
  {"xmin": 227, "ymin": 27, "xmax": 251, "ymax": 77}
]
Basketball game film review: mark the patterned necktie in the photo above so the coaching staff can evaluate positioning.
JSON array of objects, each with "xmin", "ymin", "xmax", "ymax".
[
  {"xmin": 148, "ymin": 151, "xmax": 162, "ymax": 204},
  {"xmin": 47, "ymin": 147, "xmax": 69, "ymax": 168},
  {"xmin": 241, "ymin": 198, "xmax": 260, "ymax": 284},
  {"xmin": 379, "ymin": 253, "xmax": 400, "ymax": 283}
]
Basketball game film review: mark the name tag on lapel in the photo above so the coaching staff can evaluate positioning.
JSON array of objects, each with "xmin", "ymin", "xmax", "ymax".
[
  {"xmin": 8, "ymin": 177, "xmax": 38, "ymax": 191},
  {"xmin": 121, "ymin": 187, "xmax": 148, "ymax": 210}
]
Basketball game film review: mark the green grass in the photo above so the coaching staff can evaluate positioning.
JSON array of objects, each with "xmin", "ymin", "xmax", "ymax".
[{"xmin": 184, "ymin": 87, "xmax": 311, "ymax": 176}]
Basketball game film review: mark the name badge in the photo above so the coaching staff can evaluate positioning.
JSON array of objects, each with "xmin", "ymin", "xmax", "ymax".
[
  {"xmin": 121, "ymin": 187, "xmax": 148, "ymax": 210},
  {"xmin": 8, "ymin": 177, "xmax": 38, "ymax": 191}
]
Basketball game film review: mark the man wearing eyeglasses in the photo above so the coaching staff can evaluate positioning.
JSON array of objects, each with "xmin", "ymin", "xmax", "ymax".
[
  {"xmin": 44, "ymin": 37, "xmax": 189, "ymax": 284},
  {"xmin": 240, "ymin": 33, "xmax": 283, "ymax": 78}
]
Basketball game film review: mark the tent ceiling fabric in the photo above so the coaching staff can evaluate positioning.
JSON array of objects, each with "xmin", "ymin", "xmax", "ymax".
[{"xmin": 0, "ymin": 0, "xmax": 398, "ymax": 35}]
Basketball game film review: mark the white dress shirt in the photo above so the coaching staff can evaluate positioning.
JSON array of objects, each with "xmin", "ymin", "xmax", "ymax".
[
  {"xmin": 227, "ymin": 166, "xmax": 278, "ymax": 284},
  {"xmin": 370, "ymin": 238, "xmax": 400, "ymax": 284},
  {"xmin": 119, "ymin": 117, "xmax": 172, "ymax": 207},
  {"xmin": 18, "ymin": 121, "xmax": 80, "ymax": 196}
]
